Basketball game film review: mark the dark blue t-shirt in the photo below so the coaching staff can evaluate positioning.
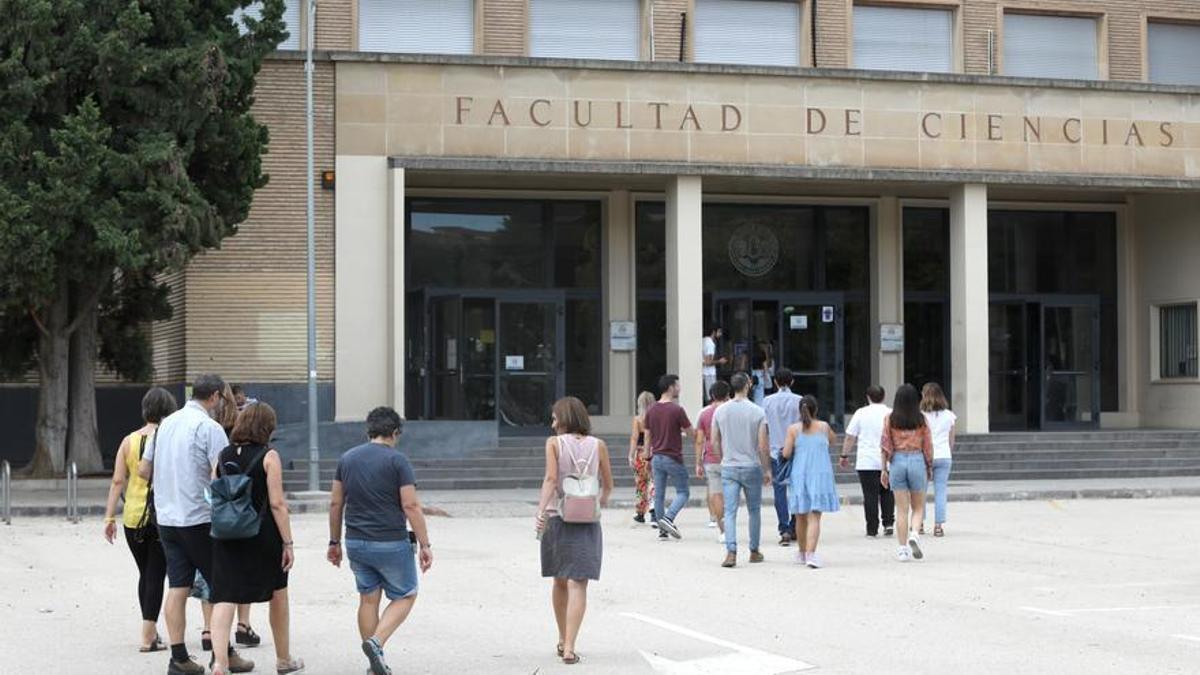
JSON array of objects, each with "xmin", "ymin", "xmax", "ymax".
[{"xmin": 335, "ymin": 442, "xmax": 417, "ymax": 542}]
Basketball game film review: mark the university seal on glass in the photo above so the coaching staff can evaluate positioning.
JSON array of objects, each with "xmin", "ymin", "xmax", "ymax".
[{"xmin": 728, "ymin": 223, "xmax": 779, "ymax": 277}]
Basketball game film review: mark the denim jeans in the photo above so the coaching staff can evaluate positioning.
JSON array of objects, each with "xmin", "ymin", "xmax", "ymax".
[
  {"xmin": 929, "ymin": 458, "xmax": 953, "ymax": 524},
  {"xmin": 770, "ymin": 454, "xmax": 794, "ymax": 535},
  {"xmin": 652, "ymin": 454, "xmax": 690, "ymax": 523},
  {"xmin": 722, "ymin": 466, "xmax": 764, "ymax": 553}
]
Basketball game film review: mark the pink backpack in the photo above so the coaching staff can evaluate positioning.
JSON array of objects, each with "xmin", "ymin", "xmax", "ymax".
[{"xmin": 557, "ymin": 435, "xmax": 601, "ymax": 524}]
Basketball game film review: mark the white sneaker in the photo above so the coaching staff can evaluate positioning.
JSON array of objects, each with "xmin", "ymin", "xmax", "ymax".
[
  {"xmin": 896, "ymin": 546, "xmax": 911, "ymax": 562},
  {"xmin": 795, "ymin": 551, "xmax": 807, "ymax": 565},
  {"xmin": 908, "ymin": 535, "xmax": 924, "ymax": 560},
  {"xmin": 805, "ymin": 554, "xmax": 823, "ymax": 569},
  {"xmin": 717, "ymin": 531, "xmax": 727, "ymax": 544},
  {"xmin": 707, "ymin": 519, "xmax": 717, "ymax": 529}
]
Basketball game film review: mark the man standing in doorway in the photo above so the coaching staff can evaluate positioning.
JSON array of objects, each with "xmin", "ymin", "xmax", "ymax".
[
  {"xmin": 840, "ymin": 386, "xmax": 895, "ymax": 537},
  {"xmin": 711, "ymin": 372, "xmax": 772, "ymax": 567},
  {"xmin": 328, "ymin": 406, "xmax": 433, "ymax": 675},
  {"xmin": 138, "ymin": 374, "xmax": 252, "ymax": 675},
  {"xmin": 643, "ymin": 374, "xmax": 693, "ymax": 540},
  {"xmin": 702, "ymin": 326, "xmax": 728, "ymax": 403},
  {"xmin": 762, "ymin": 368, "xmax": 802, "ymax": 546}
]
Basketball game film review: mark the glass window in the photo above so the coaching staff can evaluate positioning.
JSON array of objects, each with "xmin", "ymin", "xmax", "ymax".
[
  {"xmin": 1148, "ymin": 22, "xmax": 1200, "ymax": 86},
  {"xmin": 359, "ymin": 0, "xmax": 474, "ymax": 54},
  {"xmin": 903, "ymin": 208, "xmax": 950, "ymax": 398},
  {"xmin": 1160, "ymin": 303, "xmax": 1198, "ymax": 379},
  {"xmin": 854, "ymin": 5, "xmax": 953, "ymax": 73},
  {"xmin": 694, "ymin": 0, "xmax": 802, "ymax": 67},
  {"xmin": 1003, "ymin": 13, "xmax": 1098, "ymax": 80},
  {"xmin": 232, "ymin": 1, "xmax": 301, "ymax": 49},
  {"xmin": 904, "ymin": 208, "xmax": 950, "ymax": 293},
  {"xmin": 529, "ymin": 0, "xmax": 640, "ymax": 60}
]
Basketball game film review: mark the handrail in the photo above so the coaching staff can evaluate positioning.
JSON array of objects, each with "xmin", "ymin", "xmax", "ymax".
[
  {"xmin": 2, "ymin": 460, "xmax": 10, "ymax": 525},
  {"xmin": 66, "ymin": 462, "xmax": 79, "ymax": 524}
]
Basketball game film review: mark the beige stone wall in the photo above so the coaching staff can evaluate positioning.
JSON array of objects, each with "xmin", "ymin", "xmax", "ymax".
[
  {"xmin": 1135, "ymin": 193, "xmax": 1200, "ymax": 428},
  {"xmin": 170, "ymin": 59, "xmax": 336, "ymax": 384},
  {"xmin": 337, "ymin": 61, "xmax": 1200, "ymax": 180},
  {"xmin": 150, "ymin": 270, "xmax": 187, "ymax": 384},
  {"xmin": 483, "ymin": 0, "xmax": 526, "ymax": 56}
]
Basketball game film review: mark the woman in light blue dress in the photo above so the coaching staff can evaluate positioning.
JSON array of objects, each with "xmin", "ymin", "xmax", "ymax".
[{"xmin": 781, "ymin": 395, "xmax": 840, "ymax": 569}]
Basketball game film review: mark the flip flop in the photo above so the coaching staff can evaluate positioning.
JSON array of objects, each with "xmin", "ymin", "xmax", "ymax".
[
  {"xmin": 139, "ymin": 637, "xmax": 165, "ymax": 653},
  {"xmin": 557, "ymin": 643, "xmax": 564, "ymax": 657},
  {"xmin": 562, "ymin": 653, "xmax": 581, "ymax": 665}
]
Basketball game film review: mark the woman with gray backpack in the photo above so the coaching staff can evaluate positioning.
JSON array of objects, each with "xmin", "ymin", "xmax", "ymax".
[
  {"xmin": 535, "ymin": 397, "xmax": 614, "ymax": 666},
  {"xmin": 206, "ymin": 402, "xmax": 305, "ymax": 675}
]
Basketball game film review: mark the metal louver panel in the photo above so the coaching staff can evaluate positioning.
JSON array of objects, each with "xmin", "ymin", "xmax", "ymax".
[
  {"xmin": 1003, "ymin": 13, "xmax": 1098, "ymax": 80},
  {"xmin": 853, "ymin": 5, "xmax": 953, "ymax": 73},
  {"xmin": 358, "ymin": 0, "xmax": 475, "ymax": 55},
  {"xmin": 694, "ymin": 0, "xmax": 801, "ymax": 67},
  {"xmin": 1148, "ymin": 22, "xmax": 1200, "ymax": 86},
  {"xmin": 530, "ymin": 0, "xmax": 640, "ymax": 60}
]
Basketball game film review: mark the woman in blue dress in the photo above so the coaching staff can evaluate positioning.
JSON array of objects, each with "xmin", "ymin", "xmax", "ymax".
[{"xmin": 781, "ymin": 395, "xmax": 840, "ymax": 569}]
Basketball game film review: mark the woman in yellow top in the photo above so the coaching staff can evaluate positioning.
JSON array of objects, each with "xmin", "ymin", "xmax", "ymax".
[{"xmin": 103, "ymin": 387, "xmax": 178, "ymax": 652}]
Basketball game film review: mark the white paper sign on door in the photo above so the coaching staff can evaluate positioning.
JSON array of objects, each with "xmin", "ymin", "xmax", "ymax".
[
  {"xmin": 504, "ymin": 355, "xmax": 525, "ymax": 371},
  {"xmin": 821, "ymin": 306, "xmax": 835, "ymax": 323},
  {"xmin": 790, "ymin": 314, "xmax": 808, "ymax": 330}
]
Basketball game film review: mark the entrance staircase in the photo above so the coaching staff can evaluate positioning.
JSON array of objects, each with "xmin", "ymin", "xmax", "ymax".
[{"xmin": 284, "ymin": 430, "xmax": 1200, "ymax": 493}]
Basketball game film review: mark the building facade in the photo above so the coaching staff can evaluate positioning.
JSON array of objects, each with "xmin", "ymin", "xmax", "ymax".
[{"xmin": 7, "ymin": 0, "xmax": 1200, "ymax": 465}]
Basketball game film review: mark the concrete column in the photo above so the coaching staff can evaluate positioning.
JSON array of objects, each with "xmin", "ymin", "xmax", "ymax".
[
  {"xmin": 604, "ymin": 190, "xmax": 636, "ymax": 417},
  {"xmin": 871, "ymin": 196, "xmax": 904, "ymax": 400},
  {"xmin": 666, "ymin": 176, "xmax": 704, "ymax": 417},
  {"xmin": 334, "ymin": 156, "xmax": 390, "ymax": 421},
  {"xmin": 949, "ymin": 184, "xmax": 990, "ymax": 433},
  {"xmin": 389, "ymin": 167, "xmax": 406, "ymax": 415}
]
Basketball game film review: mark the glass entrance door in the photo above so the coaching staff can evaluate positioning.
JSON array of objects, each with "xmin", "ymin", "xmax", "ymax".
[
  {"xmin": 1041, "ymin": 302, "xmax": 1100, "ymax": 428},
  {"xmin": 989, "ymin": 298, "xmax": 1101, "ymax": 430},
  {"xmin": 429, "ymin": 295, "xmax": 464, "ymax": 419},
  {"xmin": 497, "ymin": 299, "xmax": 564, "ymax": 429},
  {"xmin": 780, "ymin": 302, "xmax": 844, "ymax": 425},
  {"xmin": 428, "ymin": 296, "xmax": 496, "ymax": 421}
]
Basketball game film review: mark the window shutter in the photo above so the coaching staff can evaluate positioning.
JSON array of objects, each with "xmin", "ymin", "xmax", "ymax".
[
  {"xmin": 358, "ymin": 0, "xmax": 475, "ymax": 54},
  {"xmin": 530, "ymin": 0, "xmax": 640, "ymax": 60},
  {"xmin": 1003, "ymin": 14, "xmax": 1098, "ymax": 80},
  {"xmin": 853, "ymin": 6, "xmax": 953, "ymax": 73},
  {"xmin": 1148, "ymin": 23, "xmax": 1200, "ymax": 86},
  {"xmin": 694, "ymin": 0, "xmax": 801, "ymax": 67}
]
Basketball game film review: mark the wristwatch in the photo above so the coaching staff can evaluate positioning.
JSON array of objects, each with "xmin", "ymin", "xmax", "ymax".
[{"xmin": 328, "ymin": 539, "xmax": 340, "ymax": 546}]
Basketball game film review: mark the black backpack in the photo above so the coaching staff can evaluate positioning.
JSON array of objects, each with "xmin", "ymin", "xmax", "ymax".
[{"xmin": 209, "ymin": 446, "xmax": 269, "ymax": 541}]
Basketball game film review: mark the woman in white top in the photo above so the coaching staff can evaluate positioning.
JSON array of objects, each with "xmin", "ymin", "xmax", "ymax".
[
  {"xmin": 920, "ymin": 383, "xmax": 957, "ymax": 537},
  {"xmin": 536, "ymin": 397, "xmax": 614, "ymax": 666}
]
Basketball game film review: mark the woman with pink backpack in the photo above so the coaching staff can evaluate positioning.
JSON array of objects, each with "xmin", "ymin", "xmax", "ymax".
[{"xmin": 534, "ymin": 397, "xmax": 614, "ymax": 666}]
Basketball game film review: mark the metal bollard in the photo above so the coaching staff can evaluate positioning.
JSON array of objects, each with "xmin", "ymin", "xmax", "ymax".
[
  {"xmin": 66, "ymin": 462, "xmax": 79, "ymax": 524},
  {"xmin": 2, "ymin": 460, "xmax": 10, "ymax": 525}
]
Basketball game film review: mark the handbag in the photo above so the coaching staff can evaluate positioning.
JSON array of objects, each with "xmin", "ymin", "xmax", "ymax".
[
  {"xmin": 773, "ymin": 455, "xmax": 793, "ymax": 485},
  {"xmin": 133, "ymin": 432, "xmax": 158, "ymax": 543},
  {"xmin": 557, "ymin": 436, "xmax": 601, "ymax": 524}
]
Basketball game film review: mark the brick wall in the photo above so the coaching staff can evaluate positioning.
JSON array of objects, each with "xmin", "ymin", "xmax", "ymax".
[
  {"xmin": 652, "ymin": 0, "xmax": 689, "ymax": 62},
  {"xmin": 173, "ymin": 58, "xmax": 336, "ymax": 383},
  {"xmin": 316, "ymin": 0, "xmax": 355, "ymax": 51}
]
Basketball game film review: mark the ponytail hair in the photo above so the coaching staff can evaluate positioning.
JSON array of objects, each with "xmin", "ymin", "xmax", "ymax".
[{"xmin": 799, "ymin": 395, "xmax": 819, "ymax": 430}]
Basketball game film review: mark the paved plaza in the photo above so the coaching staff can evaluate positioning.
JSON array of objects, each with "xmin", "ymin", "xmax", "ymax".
[{"xmin": 1, "ymin": 497, "xmax": 1197, "ymax": 674}]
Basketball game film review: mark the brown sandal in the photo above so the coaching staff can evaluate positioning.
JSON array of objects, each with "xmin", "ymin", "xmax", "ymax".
[
  {"xmin": 557, "ymin": 643, "xmax": 564, "ymax": 657},
  {"xmin": 562, "ymin": 653, "xmax": 581, "ymax": 665},
  {"xmin": 139, "ymin": 636, "xmax": 164, "ymax": 653}
]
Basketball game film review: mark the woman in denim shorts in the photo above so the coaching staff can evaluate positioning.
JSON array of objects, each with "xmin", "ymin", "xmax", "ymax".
[{"xmin": 880, "ymin": 384, "xmax": 934, "ymax": 563}]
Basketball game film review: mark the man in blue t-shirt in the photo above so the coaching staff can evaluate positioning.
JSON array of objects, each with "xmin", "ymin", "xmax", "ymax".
[{"xmin": 328, "ymin": 407, "xmax": 433, "ymax": 675}]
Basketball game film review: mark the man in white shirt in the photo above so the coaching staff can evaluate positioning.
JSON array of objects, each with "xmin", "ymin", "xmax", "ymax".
[
  {"xmin": 139, "ymin": 374, "xmax": 251, "ymax": 674},
  {"xmin": 839, "ymin": 385, "xmax": 894, "ymax": 538},
  {"xmin": 761, "ymin": 368, "xmax": 801, "ymax": 545},
  {"xmin": 701, "ymin": 325, "xmax": 727, "ymax": 403}
]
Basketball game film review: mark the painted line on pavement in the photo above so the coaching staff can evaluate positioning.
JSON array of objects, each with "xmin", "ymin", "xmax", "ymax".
[
  {"xmin": 1022, "ymin": 604, "xmax": 1200, "ymax": 617},
  {"xmin": 1172, "ymin": 634, "xmax": 1200, "ymax": 643},
  {"xmin": 622, "ymin": 612, "xmax": 815, "ymax": 674},
  {"xmin": 1032, "ymin": 581, "xmax": 1190, "ymax": 592}
]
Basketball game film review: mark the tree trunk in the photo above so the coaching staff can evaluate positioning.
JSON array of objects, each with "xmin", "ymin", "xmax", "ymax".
[
  {"xmin": 68, "ymin": 296, "xmax": 103, "ymax": 474},
  {"xmin": 28, "ymin": 288, "xmax": 71, "ymax": 477}
]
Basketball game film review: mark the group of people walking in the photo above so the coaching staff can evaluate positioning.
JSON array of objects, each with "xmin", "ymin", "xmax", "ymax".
[
  {"xmin": 624, "ymin": 370, "xmax": 958, "ymax": 566},
  {"xmin": 104, "ymin": 375, "xmax": 431, "ymax": 675}
]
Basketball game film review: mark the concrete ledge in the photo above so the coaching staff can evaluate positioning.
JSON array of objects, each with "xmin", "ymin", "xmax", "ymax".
[{"xmin": 393, "ymin": 156, "xmax": 1200, "ymax": 191}]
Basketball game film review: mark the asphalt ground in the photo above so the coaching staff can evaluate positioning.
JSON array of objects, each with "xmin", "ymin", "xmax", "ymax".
[{"xmin": 1, "ymin": 497, "xmax": 1197, "ymax": 673}]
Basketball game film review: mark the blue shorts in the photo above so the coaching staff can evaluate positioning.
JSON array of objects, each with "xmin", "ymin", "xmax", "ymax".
[
  {"xmin": 346, "ymin": 539, "xmax": 418, "ymax": 600},
  {"xmin": 889, "ymin": 452, "xmax": 929, "ymax": 492}
]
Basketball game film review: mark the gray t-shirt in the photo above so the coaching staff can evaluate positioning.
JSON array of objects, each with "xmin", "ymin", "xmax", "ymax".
[
  {"xmin": 713, "ymin": 398, "xmax": 767, "ymax": 468},
  {"xmin": 335, "ymin": 442, "xmax": 417, "ymax": 542}
]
